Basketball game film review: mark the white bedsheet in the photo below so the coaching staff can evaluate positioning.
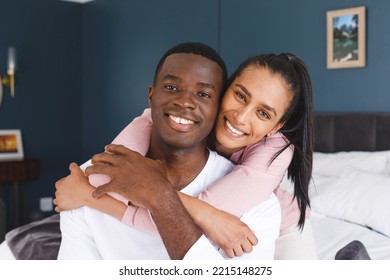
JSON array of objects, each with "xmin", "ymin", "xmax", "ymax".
[
  {"xmin": 0, "ymin": 240, "xmax": 15, "ymax": 260},
  {"xmin": 311, "ymin": 211, "xmax": 390, "ymax": 260},
  {"xmin": 279, "ymin": 151, "xmax": 390, "ymax": 260}
]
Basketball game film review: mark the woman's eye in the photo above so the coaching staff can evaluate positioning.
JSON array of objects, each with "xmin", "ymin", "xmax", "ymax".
[
  {"xmin": 258, "ymin": 110, "xmax": 270, "ymax": 119},
  {"xmin": 235, "ymin": 91, "xmax": 246, "ymax": 101}
]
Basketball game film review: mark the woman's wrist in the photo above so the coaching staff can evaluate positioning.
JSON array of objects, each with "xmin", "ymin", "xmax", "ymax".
[
  {"xmin": 82, "ymin": 185, "xmax": 97, "ymax": 208},
  {"xmin": 177, "ymin": 192, "xmax": 212, "ymax": 226}
]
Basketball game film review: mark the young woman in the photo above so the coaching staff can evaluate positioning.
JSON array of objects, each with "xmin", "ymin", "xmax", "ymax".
[{"xmin": 54, "ymin": 52, "xmax": 316, "ymax": 259}]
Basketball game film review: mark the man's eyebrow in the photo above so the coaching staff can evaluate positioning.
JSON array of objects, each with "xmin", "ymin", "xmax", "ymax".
[
  {"xmin": 197, "ymin": 82, "xmax": 216, "ymax": 90},
  {"xmin": 162, "ymin": 74, "xmax": 182, "ymax": 82},
  {"xmin": 235, "ymin": 83, "xmax": 278, "ymax": 117},
  {"xmin": 163, "ymin": 74, "xmax": 216, "ymax": 90}
]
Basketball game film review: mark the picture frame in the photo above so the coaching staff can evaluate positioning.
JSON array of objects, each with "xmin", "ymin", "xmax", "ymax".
[
  {"xmin": 327, "ymin": 6, "xmax": 366, "ymax": 69},
  {"xmin": 0, "ymin": 129, "xmax": 24, "ymax": 161}
]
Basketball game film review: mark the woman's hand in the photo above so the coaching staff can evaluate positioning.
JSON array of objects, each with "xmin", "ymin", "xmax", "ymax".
[
  {"xmin": 178, "ymin": 193, "xmax": 258, "ymax": 258},
  {"xmin": 53, "ymin": 162, "xmax": 95, "ymax": 212},
  {"xmin": 201, "ymin": 208, "xmax": 258, "ymax": 258}
]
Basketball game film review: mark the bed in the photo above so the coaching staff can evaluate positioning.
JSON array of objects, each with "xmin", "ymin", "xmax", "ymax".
[
  {"xmin": 280, "ymin": 113, "xmax": 390, "ymax": 260},
  {"xmin": 1, "ymin": 113, "xmax": 389, "ymax": 260}
]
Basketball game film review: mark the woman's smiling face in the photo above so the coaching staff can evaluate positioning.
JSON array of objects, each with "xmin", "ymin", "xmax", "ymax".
[{"xmin": 215, "ymin": 66, "xmax": 293, "ymax": 155}]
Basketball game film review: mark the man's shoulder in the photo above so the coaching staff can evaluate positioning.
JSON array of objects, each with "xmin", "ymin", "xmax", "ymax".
[
  {"xmin": 199, "ymin": 150, "xmax": 234, "ymax": 184},
  {"xmin": 207, "ymin": 150, "xmax": 234, "ymax": 172},
  {"xmin": 181, "ymin": 150, "xmax": 234, "ymax": 197}
]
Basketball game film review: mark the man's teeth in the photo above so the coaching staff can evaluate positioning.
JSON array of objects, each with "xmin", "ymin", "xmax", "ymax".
[
  {"xmin": 170, "ymin": 115, "xmax": 194, "ymax": 125},
  {"xmin": 226, "ymin": 120, "xmax": 244, "ymax": 136}
]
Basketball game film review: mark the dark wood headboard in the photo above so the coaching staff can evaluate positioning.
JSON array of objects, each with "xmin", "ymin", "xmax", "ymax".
[{"xmin": 314, "ymin": 113, "xmax": 390, "ymax": 153}]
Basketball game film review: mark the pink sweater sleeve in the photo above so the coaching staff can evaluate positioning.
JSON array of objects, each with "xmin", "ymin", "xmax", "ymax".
[
  {"xmin": 198, "ymin": 133, "xmax": 293, "ymax": 216},
  {"xmin": 87, "ymin": 108, "xmax": 157, "ymax": 233},
  {"xmin": 198, "ymin": 133, "xmax": 310, "ymax": 230}
]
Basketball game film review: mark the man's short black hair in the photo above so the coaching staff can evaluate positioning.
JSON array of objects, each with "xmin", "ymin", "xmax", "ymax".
[{"xmin": 153, "ymin": 42, "xmax": 228, "ymax": 89}]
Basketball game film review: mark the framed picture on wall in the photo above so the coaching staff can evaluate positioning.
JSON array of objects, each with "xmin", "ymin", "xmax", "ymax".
[
  {"xmin": 0, "ymin": 129, "xmax": 24, "ymax": 161},
  {"xmin": 327, "ymin": 6, "xmax": 366, "ymax": 69}
]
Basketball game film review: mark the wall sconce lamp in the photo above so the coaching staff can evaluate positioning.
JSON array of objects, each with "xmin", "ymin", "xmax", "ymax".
[{"xmin": 0, "ymin": 47, "xmax": 17, "ymax": 106}]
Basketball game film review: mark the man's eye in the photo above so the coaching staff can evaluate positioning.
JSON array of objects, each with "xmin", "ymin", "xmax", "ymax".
[
  {"xmin": 165, "ymin": 85, "xmax": 178, "ymax": 91},
  {"xmin": 198, "ymin": 92, "xmax": 211, "ymax": 98}
]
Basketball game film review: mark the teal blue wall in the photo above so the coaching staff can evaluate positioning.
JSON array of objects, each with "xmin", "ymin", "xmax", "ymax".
[
  {"xmin": 0, "ymin": 0, "xmax": 389, "ymax": 230},
  {"xmin": 0, "ymin": 0, "xmax": 83, "ymax": 228},
  {"xmin": 220, "ymin": 0, "xmax": 390, "ymax": 113}
]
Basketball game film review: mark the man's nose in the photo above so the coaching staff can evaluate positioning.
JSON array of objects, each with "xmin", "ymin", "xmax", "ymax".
[{"xmin": 173, "ymin": 90, "xmax": 196, "ymax": 110}]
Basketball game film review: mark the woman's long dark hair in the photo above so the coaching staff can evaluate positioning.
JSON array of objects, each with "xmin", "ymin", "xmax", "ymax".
[{"xmin": 227, "ymin": 53, "xmax": 314, "ymax": 229}]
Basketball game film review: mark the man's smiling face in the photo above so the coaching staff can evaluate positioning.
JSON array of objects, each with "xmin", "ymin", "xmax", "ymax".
[{"xmin": 148, "ymin": 53, "xmax": 223, "ymax": 150}]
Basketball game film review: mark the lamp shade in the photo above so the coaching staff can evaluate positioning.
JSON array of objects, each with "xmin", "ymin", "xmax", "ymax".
[{"xmin": 7, "ymin": 47, "xmax": 17, "ymax": 71}]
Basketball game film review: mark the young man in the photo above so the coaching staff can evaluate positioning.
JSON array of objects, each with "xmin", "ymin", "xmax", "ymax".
[{"xmin": 57, "ymin": 42, "xmax": 281, "ymax": 260}]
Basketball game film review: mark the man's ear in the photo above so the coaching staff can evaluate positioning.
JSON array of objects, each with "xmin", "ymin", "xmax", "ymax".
[
  {"xmin": 148, "ymin": 86, "xmax": 154, "ymax": 106},
  {"xmin": 267, "ymin": 121, "xmax": 285, "ymax": 137}
]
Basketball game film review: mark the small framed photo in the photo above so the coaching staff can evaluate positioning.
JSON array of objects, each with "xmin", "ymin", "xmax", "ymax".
[
  {"xmin": 327, "ymin": 6, "xmax": 366, "ymax": 69},
  {"xmin": 0, "ymin": 129, "xmax": 24, "ymax": 161}
]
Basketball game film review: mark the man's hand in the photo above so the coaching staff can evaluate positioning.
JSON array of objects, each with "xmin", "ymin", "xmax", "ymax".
[{"xmin": 86, "ymin": 144, "xmax": 168, "ymax": 208}]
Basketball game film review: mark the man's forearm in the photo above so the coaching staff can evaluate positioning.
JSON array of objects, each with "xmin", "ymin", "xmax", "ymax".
[{"xmin": 146, "ymin": 184, "xmax": 203, "ymax": 260}]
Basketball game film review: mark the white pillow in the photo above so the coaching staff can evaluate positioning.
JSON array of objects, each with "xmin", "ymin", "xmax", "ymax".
[
  {"xmin": 310, "ymin": 171, "xmax": 390, "ymax": 237},
  {"xmin": 279, "ymin": 173, "xmax": 335, "ymax": 195},
  {"xmin": 313, "ymin": 151, "xmax": 390, "ymax": 177}
]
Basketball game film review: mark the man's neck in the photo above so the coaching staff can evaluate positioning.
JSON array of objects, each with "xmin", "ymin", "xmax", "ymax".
[{"xmin": 146, "ymin": 139, "xmax": 209, "ymax": 191}]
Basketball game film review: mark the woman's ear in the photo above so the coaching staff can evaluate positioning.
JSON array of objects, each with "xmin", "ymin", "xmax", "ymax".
[{"xmin": 267, "ymin": 122, "xmax": 285, "ymax": 137}]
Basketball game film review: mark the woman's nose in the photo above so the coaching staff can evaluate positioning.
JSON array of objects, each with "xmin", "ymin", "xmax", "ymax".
[{"xmin": 234, "ymin": 106, "xmax": 251, "ymax": 125}]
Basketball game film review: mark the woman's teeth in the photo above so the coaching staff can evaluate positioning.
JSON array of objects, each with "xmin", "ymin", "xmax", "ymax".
[{"xmin": 226, "ymin": 120, "xmax": 244, "ymax": 136}]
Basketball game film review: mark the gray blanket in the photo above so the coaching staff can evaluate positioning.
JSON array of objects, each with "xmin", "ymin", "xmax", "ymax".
[
  {"xmin": 335, "ymin": 240, "xmax": 371, "ymax": 260},
  {"xmin": 5, "ymin": 214, "xmax": 61, "ymax": 260}
]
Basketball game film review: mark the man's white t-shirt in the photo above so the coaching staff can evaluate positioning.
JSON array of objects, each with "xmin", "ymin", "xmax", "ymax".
[{"xmin": 58, "ymin": 150, "xmax": 281, "ymax": 260}]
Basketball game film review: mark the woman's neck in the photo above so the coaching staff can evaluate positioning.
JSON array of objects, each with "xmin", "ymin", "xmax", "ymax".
[{"xmin": 214, "ymin": 140, "xmax": 235, "ymax": 159}]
